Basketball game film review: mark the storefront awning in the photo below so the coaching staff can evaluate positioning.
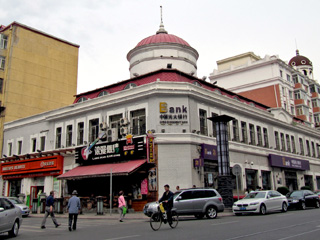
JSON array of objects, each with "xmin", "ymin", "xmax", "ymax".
[{"xmin": 57, "ymin": 159, "xmax": 146, "ymax": 180}]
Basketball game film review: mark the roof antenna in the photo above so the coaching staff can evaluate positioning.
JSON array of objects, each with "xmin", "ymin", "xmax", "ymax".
[
  {"xmin": 295, "ymin": 39, "xmax": 299, "ymax": 56},
  {"xmin": 157, "ymin": 6, "xmax": 168, "ymax": 34}
]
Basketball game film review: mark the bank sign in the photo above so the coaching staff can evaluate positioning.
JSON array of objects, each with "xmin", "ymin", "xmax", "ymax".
[
  {"xmin": 268, "ymin": 154, "xmax": 310, "ymax": 171},
  {"xmin": 159, "ymin": 102, "xmax": 188, "ymax": 125},
  {"xmin": 75, "ymin": 137, "xmax": 146, "ymax": 165}
]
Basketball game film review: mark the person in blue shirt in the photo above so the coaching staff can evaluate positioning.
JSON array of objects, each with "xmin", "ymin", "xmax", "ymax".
[
  {"xmin": 41, "ymin": 191, "xmax": 60, "ymax": 229},
  {"xmin": 67, "ymin": 190, "xmax": 81, "ymax": 231},
  {"xmin": 159, "ymin": 184, "xmax": 174, "ymax": 224}
]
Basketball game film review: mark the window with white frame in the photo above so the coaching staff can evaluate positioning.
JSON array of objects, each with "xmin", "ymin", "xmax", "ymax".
[
  {"xmin": 263, "ymin": 128, "xmax": 269, "ymax": 148},
  {"xmin": 124, "ymin": 83, "xmax": 137, "ymax": 90},
  {"xmin": 280, "ymin": 133, "xmax": 285, "ymax": 151},
  {"xmin": 0, "ymin": 78, "xmax": 3, "ymax": 92},
  {"xmin": 286, "ymin": 74, "xmax": 291, "ymax": 82},
  {"xmin": 257, "ymin": 126, "xmax": 262, "ymax": 146},
  {"xmin": 55, "ymin": 127, "xmax": 62, "ymax": 149},
  {"xmin": 31, "ymin": 138, "xmax": 37, "ymax": 152},
  {"xmin": 98, "ymin": 91, "xmax": 109, "ymax": 97},
  {"xmin": 0, "ymin": 34, "xmax": 7, "ymax": 49},
  {"xmin": 130, "ymin": 109, "xmax": 146, "ymax": 136},
  {"xmin": 286, "ymin": 134, "xmax": 291, "ymax": 152},
  {"xmin": 299, "ymin": 138, "xmax": 304, "ymax": 155},
  {"xmin": 275, "ymin": 131, "xmax": 280, "ymax": 150},
  {"xmin": 306, "ymin": 140, "xmax": 311, "ymax": 156},
  {"xmin": 109, "ymin": 113, "xmax": 122, "ymax": 139},
  {"xmin": 241, "ymin": 121, "xmax": 247, "ymax": 144},
  {"xmin": 232, "ymin": 119, "xmax": 239, "ymax": 142},
  {"xmin": 40, "ymin": 136, "xmax": 45, "ymax": 151},
  {"xmin": 199, "ymin": 109, "xmax": 208, "ymax": 136},
  {"xmin": 211, "ymin": 113, "xmax": 219, "ymax": 138},
  {"xmin": 291, "ymin": 136, "xmax": 296, "ymax": 154},
  {"xmin": 66, "ymin": 125, "xmax": 73, "ymax": 147},
  {"xmin": 0, "ymin": 56, "xmax": 5, "ymax": 69},
  {"xmin": 89, "ymin": 119, "xmax": 99, "ymax": 142},
  {"xmin": 8, "ymin": 142, "xmax": 12, "ymax": 156},
  {"xmin": 17, "ymin": 140, "xmax": 22, "ymax": 155},
  {"xmin": 77, "ymin": 122, "xmax": 84, "ymax": 145},
  {"xmin": 249, "ymin": 124, "xmax": 255, "ymax": 145},
  {"xmin": 311, "ymin": 141, "xmax": 315, "ymax": 157}
]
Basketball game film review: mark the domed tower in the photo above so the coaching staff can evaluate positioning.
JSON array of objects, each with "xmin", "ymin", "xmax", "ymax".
[
  {"xmin": 289, "ymin": 50, "xmax": 313, "ymax": 79},
  {"xmin": 127, "ymin": 11, "xmax": 199, "ymax": 78}
]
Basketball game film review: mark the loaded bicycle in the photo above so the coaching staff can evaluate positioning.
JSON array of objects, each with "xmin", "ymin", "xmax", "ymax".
[{"xmin": 150, "ymin": 202, "xmax": 179, "ymax": 231}]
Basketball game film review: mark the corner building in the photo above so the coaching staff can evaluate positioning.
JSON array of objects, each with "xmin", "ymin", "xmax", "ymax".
[{"xmin": 1, "ymin": 23, "xmax": 320, "ymax": 211}]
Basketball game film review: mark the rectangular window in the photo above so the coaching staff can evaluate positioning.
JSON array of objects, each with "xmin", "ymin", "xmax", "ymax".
[
  {"xmin": 317, "ymin": 144, "xmax": 320, "ymax": 158},
  {"xmin": 109, "ymin": 114, "xmax": 122, "ymax": 139},
  {"xmin": 280, "ymin": 133, "xmax": 285, "ymax": 151},
  {"xmin": 77, "ymin": 122, "xmax": 84, "ymax": 145},
  {"xmin": 17, "ymin": 141, "xmax": 22, "ymax": 155},
  {"xmin": 0, "ymin": 78, "xmax": 3, "ymax": 93},
  {"xmin": 275, "ymin": 131, "xmax": 280, "ymax": 150},
  {"xmin": 257, "ymin": 126, "xmax": 262, "ymax": 146},
  {"xmin": 40, "ymin": 136, "xmax": 45, "ymax": 151},
  {"xmin": 286, "ymin": 74, "xmax": 291, "ymax": 82},
  {"xmin": 56, "ymin": 127, "xmax": 62, "ymax": 149},
  {"xmin": 131, "ymin": 109, "xmax": 146, "ymax": 136},
  {"xmin": 199, "ymin": 109, "xmax": 208, "ymax": 136},
  {"xmin": 299, "ymin": 138, "xmax": 304, "ymax": 155},
  {"xmin": 296, "ymin": 106, "xmax": 303, "ymax": 116},
  {"xmin": 289, "ymin": 91, "xmax": 293, "ymax": 99},
  {"xmin": 280, "ymin": 70, "xmax": 283, "ymax": 77},
  {"xmin": 249, "ymin": 124, "xmax": 255, "ymax": 145},
  {"xmin": 263, "ymin": 128, "xmax": 269, "ymax": 148},
  {"xmin": 8, "ymin": 142, "xmax": 12, "ymax": 156},
  {"xmin": 286, "ymin": 134, "xmax": 291, "ymax": 152},
  {"xmin": 306, "ymin": 140, "xmax": 311, "ymax": 156},
  {"xmin": 89, "ymin": 119, "xmax": 99, "ymax": 142},
  {"xmin": 0, "ymin": 56, "xmax": 5, "ymax": 70},
  {"xmin": 0, "ymin": 34, "xmax": 8, "ymax": 49},
  {"xmin": 31, "ymin": 138, "xmax": 37, "ymax": 152},
  {"xmin": 241, "ymin": 122, "xmax": 247, "ymax": 144},
  {"xmin": 293, "ymin": 75, "xmax": 298, "ymax": 84},
  {"xmin": 66, "ymin": 125, "xmax": 73, "ymax": 147},
  {"xmin": 311, "ymin": 142, "xmax": 315, "ymax": 157},
  {"xmin": 232, "ymin": 119, "xmax": 239, "ymax": 142},
  {"xmin": 291, "ymin": 136, "xmax": 296, "ymax": 154},
  {"xmin": 211, "ymin": 113, "xmax": 218, "ymax": 138},
  {"xmin": 294, "ymin": 92, "xmax": 301, "ymax": 100}
]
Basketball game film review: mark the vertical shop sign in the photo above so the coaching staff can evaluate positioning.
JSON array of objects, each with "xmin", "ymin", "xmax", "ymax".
[
  {"xmin": 147, "ymin": 134, "xmax": 155, "ymax": 163},
  {"xmin": 141, "ymin": 178, "xmax": 148, "ymax": 195}
]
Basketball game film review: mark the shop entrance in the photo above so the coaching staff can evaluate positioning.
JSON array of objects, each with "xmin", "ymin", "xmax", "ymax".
[
  {"xmin": 245, "ymin": 169, "xmax": 258, "ymax": 191},
  {"xmin": 30, "ymin": 186, "xmax": 44, "ymax": 209},
  {"xmin": 204, "ymin": 161, "xmax": 218, "ymax": 188},
  {"xmin": 285, "ymin": 171, "xmax": 298, "ymax": 191},
  {"xmin": 9, "ymin": 180, "xmax": 21, "ymax": 197}
]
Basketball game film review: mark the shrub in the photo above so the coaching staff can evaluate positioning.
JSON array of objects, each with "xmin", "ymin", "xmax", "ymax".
[{"xmin": 277, "ymin": 186, "xmax": 290, "ymax": 195}]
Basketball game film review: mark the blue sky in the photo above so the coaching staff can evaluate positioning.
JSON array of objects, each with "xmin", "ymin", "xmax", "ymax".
[{"xmin": 1, "ymin": 0, "xmax": 319, "ymax": 93}]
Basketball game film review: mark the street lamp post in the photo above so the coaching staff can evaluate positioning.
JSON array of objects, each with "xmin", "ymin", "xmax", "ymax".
[{"xmin": 208, "ymin": 114, "xmax": 235, "ymax": 208}]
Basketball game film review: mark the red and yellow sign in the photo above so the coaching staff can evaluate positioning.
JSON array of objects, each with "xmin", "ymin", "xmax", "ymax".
[
  {"xmin": 147, "ymin": 134, "xmax": 155, "ymax": 163},
  {"xmin": 0, "ymin": 156, "xmax": 63, "ymax": 179}
]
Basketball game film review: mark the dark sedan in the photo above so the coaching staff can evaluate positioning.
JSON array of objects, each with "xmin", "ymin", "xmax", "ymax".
[{"xmin": 287, "ymin": 190, "xmax": 320, "ymax": 210}]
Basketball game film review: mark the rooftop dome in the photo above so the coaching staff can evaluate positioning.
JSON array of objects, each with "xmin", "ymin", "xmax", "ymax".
[
  {"xmin": 289, "ymin": 50, "xmax": 312, "ymax": 67},
  {"xmin": 136, "ymin": 33, "xmax": 190, "ymax": 47}
]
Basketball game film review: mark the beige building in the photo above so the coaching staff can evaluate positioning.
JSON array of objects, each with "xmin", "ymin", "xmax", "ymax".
[{"xmin": 0, "ymin": 22, "xmax": 79, "ymax": 156}]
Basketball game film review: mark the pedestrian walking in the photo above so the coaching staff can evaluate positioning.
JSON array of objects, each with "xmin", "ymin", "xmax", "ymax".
[
  {"xmin": 118, "ymin": 190, "xmax": 126, "ymax": 222},
  {"xmin": 67, "ymin": 190, "xmax": 81, "ymax": 231},
  {"xmin": 41, "ymin": 191, "xmax": 61, "ymax": 229}
]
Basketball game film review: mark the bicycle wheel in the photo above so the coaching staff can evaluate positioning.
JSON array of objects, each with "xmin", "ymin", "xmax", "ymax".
[
  {"xmin": 150, "ymin": 212, "xmax": 162, "ymax": 231},
  {"xmin": 169, "ymin": 211, "xmax": 179, "ymax": 229}
]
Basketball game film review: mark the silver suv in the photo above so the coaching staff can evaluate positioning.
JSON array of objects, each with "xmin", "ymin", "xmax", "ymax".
[
  {"xmin": 0, "ymin": 197, "xmax": 22, "ymax": 237},
  {"xmin": 143, "ymin": 188, "xmax": 225, "ymax": 219}
]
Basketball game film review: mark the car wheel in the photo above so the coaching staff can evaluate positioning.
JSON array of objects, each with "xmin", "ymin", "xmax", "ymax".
[
  {"xmin": 206, "ymin": 206, "xmax": 217, "ymax": 219},
  {"xmin": 301, "ymin": 202, "xmax": 306, "ymax": 210},
  {"xmin": 281, "ymin": 202, "xmax": 288, "ymax": 212},
  {"xmin": 315, "ymin": 201, "xmax": 320, "ymax": 208},
  {"xmin": 8, "ymin": 220, "xmax": 19, "ymax": 237},
  {"xmin": 235, "ymin": 213, "xmax": 242, "ymax": 216},
  {"xmin": 260, "ymin": 204, "xmax": 267, "ymax": 215},
  {"xmin": 194, "ymin": 214, "xmax": 204, "ymax": 219}
]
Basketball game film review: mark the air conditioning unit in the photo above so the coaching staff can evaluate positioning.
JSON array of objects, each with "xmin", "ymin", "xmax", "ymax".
[
  {"xmin": 120, "ymin": 118, "xmax": 129, "ymax": 126},
  {"xmin": 120, "ymin": 126, "xmax": 128, "ymax": 136},
  {"xmin": 99, "ymin": 122, "xmax": 108, "ymax": 130},
  {"xmin": 107, "ymin": 128, "xmax": 117, "ymax": 142}
]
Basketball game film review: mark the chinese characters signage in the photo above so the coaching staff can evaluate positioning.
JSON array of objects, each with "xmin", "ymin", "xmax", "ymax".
[
  {"xmin": 159, "ymin": 102, "xmax": 188, "ymax": 125},
  {"xmin": 269, "ymin": 154, "xmax": 310, "ymax": 170},
  {"xmin": 75, "ymin": 137, "xmax": 146, "ymax": 165},
  {"xmin": 147, "ymin": 135, "xmax": 155, "ymax": 163},
  {"xmin": 200, "ymin": 144, "xmax": 218, "ymax": 160}
]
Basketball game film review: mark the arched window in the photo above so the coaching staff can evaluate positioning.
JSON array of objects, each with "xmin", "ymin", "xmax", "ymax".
[
  {"xmin": 193, "ymin": 81, "xmax": 201, "ymax": 87},
  {"xmin": 214, "ymin": 89, "xmax": 222, "ymax": 95},
  {"xmin": 98, "ymin": 90, "xmax": 109, "ymax": 97},
  {"xmin": 249, "ymin": 102, "xmax": 255, "ymax": 107},
  {"xmin": 233, "ymin": 96, "xmax": 241, "ymax": 101},
  {"xmin": 77, "ymin": 97, "xmax": 87, "ymax": 103},
  {"xmin": 124, "ymin": 83, "xmax": 137, "ymax": 90}
]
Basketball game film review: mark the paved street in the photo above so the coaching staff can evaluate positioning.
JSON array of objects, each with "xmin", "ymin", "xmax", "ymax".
[{"xmin": 1, "ymin": 208, "xmax": 320, "ymax": 240}]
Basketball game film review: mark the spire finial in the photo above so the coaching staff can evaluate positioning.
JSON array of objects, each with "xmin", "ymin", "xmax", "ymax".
[{"xmin": 157, "ymin": 5, "xmax": 168, "ymax": 34}]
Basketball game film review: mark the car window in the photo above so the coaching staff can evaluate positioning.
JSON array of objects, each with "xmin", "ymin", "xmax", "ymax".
[
  {"xmin": 306, "ymin": 190, "xmax": 314, "ymax": 196},
  {"xmin": 192, "ymin": 190, "xmax": 206, "ymax": 199},
  {"xmin": 205, "ymin": 190, "xmax": 217, "ymax": 198},
  {"xmin": 244, "ymin": 192, "xmax": 266, "ymax": 199},
  {"xmin": 0, "ymin": 198, "xmax": 14, "ymax": 209},
  {"xmin": 289, "ymin": 191, "xmax": 303, "ymax": 197},
  {"xmin": 179, "ymin": 191, "xmax": 193, "ymax": 200},
  {"xmin": 271, "ymin": 191, "xmax": 281, "ymax": 197},
  {"xmin": 9, "ymin": 198, "xmax": 23, "ymax": 204}
]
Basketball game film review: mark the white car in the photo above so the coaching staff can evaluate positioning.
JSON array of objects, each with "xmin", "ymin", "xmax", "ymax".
[
  {"xmin": 232, "ymin": 190, "xmax": 288, "ymax": 215},
  {"xmin": 7, "ymin": 197, "xmax": 30, "ymax": 217},
  {"xmin": 0, "ymin": 197, "xmax": 22, "ymax": 237}
]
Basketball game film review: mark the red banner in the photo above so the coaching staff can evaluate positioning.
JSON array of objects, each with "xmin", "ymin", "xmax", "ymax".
[{"xmin": 1, "ymin": 156, "xmax": 63, "ymax": 178}]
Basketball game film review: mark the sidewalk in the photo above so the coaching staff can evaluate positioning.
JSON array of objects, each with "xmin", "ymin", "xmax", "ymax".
[{"xmin": 29, "ymin": 209, "xmax": 234, "ymax": 220}]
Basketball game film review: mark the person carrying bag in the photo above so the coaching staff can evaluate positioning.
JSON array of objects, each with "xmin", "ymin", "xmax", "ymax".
[{"xmin": 118, "ymin": 191, "xmax": 127, "ymax": 222}]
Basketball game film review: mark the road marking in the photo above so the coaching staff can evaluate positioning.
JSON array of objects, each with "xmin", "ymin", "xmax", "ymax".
[
  {"xmin": 277, "ymin": 228, "xmax": 320, "ymax": 240},
  {"xmin": 20, "ymin": 229, "xmax": 43, "ymax": 233},
  {"xmin": 276, "ymin": 213, "xmax": 294, "ymax": 217},
  {"xmin": 211, "ymin": 221, "xmax": 239, "ymax": 226},
  {"xmin": 224, "ymin": 220, "xmax": 320, "ymax": 240},
  {"xmin": 105, "ymin": 235, "xmax": 140, "ymax": 240}
]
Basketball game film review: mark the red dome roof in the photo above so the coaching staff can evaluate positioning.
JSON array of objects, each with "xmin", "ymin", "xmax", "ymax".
[
  {"xmin": 136, "ymin": 33, "xmax": 190, "ymax": 47},
  {"xmin": 289, "ymin": 50, "xmax": 312, "ymax": 67}
]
